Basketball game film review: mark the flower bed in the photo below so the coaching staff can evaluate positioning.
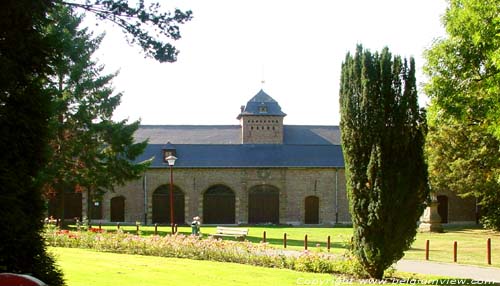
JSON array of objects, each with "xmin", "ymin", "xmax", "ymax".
[{"xmin": 44, "ymin": 227, "xmax": 364, "ymax": 276}]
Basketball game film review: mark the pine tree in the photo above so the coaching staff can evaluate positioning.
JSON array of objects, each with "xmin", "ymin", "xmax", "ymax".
[
  {"xmin": 38, "ymin": 6, "xmax": 150, "ymax": 223},
  {"xmin": 0, "ymin": 1, "xmax": 189, "ymax": 284},
  {"xmin": 339, "ymin": 45, "xmax": 429, "ymax": 279}
]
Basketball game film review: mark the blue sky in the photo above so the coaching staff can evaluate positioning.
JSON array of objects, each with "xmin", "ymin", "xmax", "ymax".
[{"xmin": 88, "ymin": 0, "xmax": 448, "ymax": 125}]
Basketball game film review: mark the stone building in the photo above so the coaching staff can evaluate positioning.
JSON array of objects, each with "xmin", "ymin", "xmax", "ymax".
[{"xmin": 58, "ymin": 89, "xmax": 477, "ymax": 225}]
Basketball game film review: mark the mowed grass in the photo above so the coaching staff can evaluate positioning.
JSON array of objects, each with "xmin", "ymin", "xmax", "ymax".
[
  {"xmin": 79, "ymin": 224, "xmax": 500, "ymax": 267},
  {"xmin": 49, "ymin": 247, "xmax": 334, "ymax": 286},
  {"xmin": 49, "ymin": 247, "xmax": 449, "ymax": 286},
  {"xmin": 405, "ymin": 226, "xmax": 500, "ymax": 267}
]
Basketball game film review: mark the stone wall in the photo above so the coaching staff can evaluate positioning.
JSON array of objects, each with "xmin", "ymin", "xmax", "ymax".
[
  {"xmin": 240, "ymin": 115, "xmax": 284, "ymax": 144},
  {"xmin": 100, "ymin": 167, "xmax": 350, "ymax": 225}
]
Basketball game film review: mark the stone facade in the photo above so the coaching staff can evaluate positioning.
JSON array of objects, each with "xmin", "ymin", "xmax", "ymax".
[
  {"xmin": 240, "ymin": 115, "xmax": 284, "ymax": 144},
  {"xmin": 72, "ymin": 89, "xmax": 478, "ymax": 226},
  {"xmin": 94, "ymin": 167, "xmax": 350, "ymax": 225}
]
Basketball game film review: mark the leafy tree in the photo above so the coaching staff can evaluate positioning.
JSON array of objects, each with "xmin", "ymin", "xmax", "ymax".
[
  {"xmin": 426, "ymin": 106, "xmax": 500, "ymax": 229},
  {"xmin": 339, "ymin": 45, "xmax": 429, "ymax": 279},
  {"xmin": 61, "ymin": 0, "xmax": 192, "ymax": 63},
  {"xmin": 424, "ymin": 0, "xmax": 500, "ymax": 229},
  {"xmin": 0, "ymin": 1, "xmax": 190, "ymax": 284},
  {"xmin": 39, "ymin": 6, "xmax": 150, "ymax": 223},
  {"xmin": 424, "ymin": 0, "xmax": 500, "ymax": 139}
]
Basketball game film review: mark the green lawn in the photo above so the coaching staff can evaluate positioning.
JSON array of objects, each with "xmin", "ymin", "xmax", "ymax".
[
  {"xmin": 80, "ymin": 224, "xmax": 499, "ymax": 267},
  {"xmin": 405, "ymin": 226, "xmax": 500, "ymax": 267},
  {"xmin": 48, "ymin": 247, "xmax": 335, "ymax": 286},
  {"xmin": 49, "ymin": 247, "xmax": 449, "ymax": 286}
]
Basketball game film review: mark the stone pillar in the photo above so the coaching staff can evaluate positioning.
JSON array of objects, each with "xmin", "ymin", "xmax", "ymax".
[{"xmin": 419, "ymin": 195, "xmax": 443, "ymax": 232}]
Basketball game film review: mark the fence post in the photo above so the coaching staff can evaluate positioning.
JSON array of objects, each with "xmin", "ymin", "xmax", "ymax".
[
  {"xmin": 174, "ymin": 224, "xmax": 178, "ymax": 234},
  {"xmin": 327, "ymin": 235, "xmax": 331, "ymax": 252},
  {"xmin": 453, "ymin": 241, "xmax": 457, "ymax": 263},
  {"xmin": 283, "ymin": 233, "xmax": 287, "ymax": 248},
  {"xmin": 154, "ymin": 223, "xmax": 158, "ymax": 235},
  {"xmin": 117, "ymin": 222, "xmax": 120, "ymax": 230},
  {"xmin": 98, "ymin": 222, "xmax": 101, "ymax": 230},
  {"xmin": 263, "ymin": 231, "xmax": 266, "ymax": 243},
  {"xmin": 425, "ymin": 239, "xmax": 430, "ymax": 260},
  {"xmin": 487, "ymin": 238, "xmax": 491, "ymax": 265},
  {"xmin": 304, "ymin": 234, "xmax": 308, "ymax": 250}
]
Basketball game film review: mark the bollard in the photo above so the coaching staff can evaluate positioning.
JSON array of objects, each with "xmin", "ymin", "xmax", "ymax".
[
  {"xmin": 98, "ymin": 222, "xmax": 102, "ymax": 230},
  {"xmin": 154, "ymin": 223, "xmax": 158, "ymax": 235},
  {"xmin": 304, "ymin": 234, "xmax": 308, "ymax": 250},
  {"xmin": 263, "ymin": 231, "xmax": 266, "ymax": 243},
  {"xmin": 174, "ymin": 224, "xmax": 178, "ymax": 234},
  {"xmin": 136, "ymin": 224, "xmax": 140, "ymax": 233},
  {"xmin": 425, "ymin": 239, "xmax": 430, "ymax": 260},
  {"xmin": 283, "ymin": 233, "xmax": 287, "ymax": 248},
  {"xmin": 117, "ymin": 222, "xmax": 120, "ymax": 230},
  {"xmin": 327, "ymin": 235, "xmax": 331, "ymax": 252},
  {"xmin": 487, "ymin": 238, "xmax": 491, "ymax": 265},
  {"xmin": 453, "ymin": 241, "xmax": 457, "ymax": 263}
]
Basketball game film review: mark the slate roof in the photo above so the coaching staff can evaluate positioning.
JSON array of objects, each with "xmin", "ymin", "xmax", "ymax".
[
  {"xmin": 135, "ymin": 125, "xmax": 341, "ymax": 145},
  {"xmin": 137, "ymin": 144, "xmax": 344, "ymax": 168},
  {"xmin": 238, "ymin": 89, "xmax": 286, "ymax": 118},
  {"xmin": 134, "ymin": 89, "xmax": 343, "ymax": 169}
]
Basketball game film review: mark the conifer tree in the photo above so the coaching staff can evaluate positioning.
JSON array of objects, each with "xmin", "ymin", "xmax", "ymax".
[
  {"xmin": 339, "ymin": 45, "xmax": 428, "ymax": 279},
  {"xmin": 39, "ymin": 6, "xmax": 150, "ymax": 223},
  {"xmin": 0, "ymin": 1, "xmax": 189, "ymax": 284}
]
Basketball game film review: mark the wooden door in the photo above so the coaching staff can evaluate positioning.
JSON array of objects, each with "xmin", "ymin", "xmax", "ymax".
[
  {"xmin": 305, "ymin": 196, "xmax": 319, "ymax": 224},
  {"xmin": 110, "ymin": 196, "xmax": 125, "ymax": 222},
  {"xmin": 152, "ymin": 185, "xmax": 185, "ymax": 224},
  {"xmin": 248, "ymin": 186, "xmax": 279, "ymax": 224},
  {"xmin": 437, "ymin": 195, "xmax": 448, "ymax": 223},
  {"xmin": 203, "ymin": 185, "xmax": 235, "ymax": 224}
]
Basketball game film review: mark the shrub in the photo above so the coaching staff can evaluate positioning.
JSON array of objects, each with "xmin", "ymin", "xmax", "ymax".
[{"xmin": 44, "ymin": 227, "xmax": 363, "ymax": 276}]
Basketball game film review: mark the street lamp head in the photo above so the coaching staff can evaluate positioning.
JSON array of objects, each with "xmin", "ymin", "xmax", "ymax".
[{"xmin": 165, "ymin": 155, "xmax": 177, "ymax": 166}]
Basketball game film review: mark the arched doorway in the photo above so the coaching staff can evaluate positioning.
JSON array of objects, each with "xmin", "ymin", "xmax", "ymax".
[
  {"xmin": 48, "ymin": 188, "xmax": 83, "ymax": 220},
  {"xmin": 110, "ymin": 196, "xmax": 125, "ymax": 222},
  {"xmin": 203, "ymin": 185, "xmax": 235, "ymax": 224},
  {"xmin": 248, "ymin": 185, "xmax": 279, "ymax": 224},
  {"xmin": 152, "ymin": 185, "xmax": 185, "ymax": 224},
  {"xmin": 90, "ymin": 199, "xmax": 103, "ymax": 220},
  {"xmin": 437, "ymin": 195, "xmax": 448, "ymax": 223},
  {"xmin": 304, "ymin": 196, "xmax": 319, "ymax": 224}
]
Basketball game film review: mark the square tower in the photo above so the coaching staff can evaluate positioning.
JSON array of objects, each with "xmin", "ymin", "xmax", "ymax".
[{"xmin": 237, "ymin": 90, "xmax": 286, "ymax": 144}]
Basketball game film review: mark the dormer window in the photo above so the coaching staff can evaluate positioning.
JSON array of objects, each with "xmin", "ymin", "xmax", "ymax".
[
  {"xmin": 259, "ymin": 106, "xmax": 268, "ymax": 113},
  {"xmin": 162, "ymin": 142, "xmax": 177, "ymax": 163}
]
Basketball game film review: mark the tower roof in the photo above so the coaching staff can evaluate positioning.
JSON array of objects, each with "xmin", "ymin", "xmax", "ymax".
[{"xmin": 237, "ymin": 89, "xmax": 286, "ymax": 119}]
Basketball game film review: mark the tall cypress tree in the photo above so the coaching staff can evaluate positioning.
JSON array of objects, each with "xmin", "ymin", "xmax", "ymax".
[{"xmin": 339, "ymin": 45, "xmax": 428, "ymax": 279}]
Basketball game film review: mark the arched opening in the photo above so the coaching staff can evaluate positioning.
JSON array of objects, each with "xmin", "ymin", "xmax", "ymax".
[
  {"xmin": 110, "ymin": 196, "xmax": 125, "ymax": 222},
  {"xmin": 203, "ymin": 185, "xmax": 235, "ymax": 224},
  {"xmin": 248, "ymin": 185, "xmax": 279, "ymax": 224},
  {"xmin": 90, "ymin": 199, "xmax": 103, "ymax": 220},
  {"xmin": 48, "ymin": 188, "xmax": 83, "ymax": 220},
  {"xmin": 152, "ymin": 185, "xmax": 185, "ymax": 225},
  {"xmin": 437, "ymin": 195, "xmax": 449, "ymax": 223},
  {"xmin": 304, "ymin": 196, "xmax": 319, "ymax": 224}
]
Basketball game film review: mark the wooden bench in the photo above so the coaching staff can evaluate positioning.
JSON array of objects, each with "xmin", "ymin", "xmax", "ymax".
[{"xmin": 211, "ymin": 226, "xmax": 249, "ymax": 241}]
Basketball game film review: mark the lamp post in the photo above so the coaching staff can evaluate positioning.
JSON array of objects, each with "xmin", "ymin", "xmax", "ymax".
[{"xmin": 165, "ymin": 155, "xmax": 177, "ymax": 234}]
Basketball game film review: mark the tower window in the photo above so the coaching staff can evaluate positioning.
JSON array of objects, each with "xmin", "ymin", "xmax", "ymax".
[{"xmin": 259, "ymin": 106, "xmax": 268, "ymax": 113}]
